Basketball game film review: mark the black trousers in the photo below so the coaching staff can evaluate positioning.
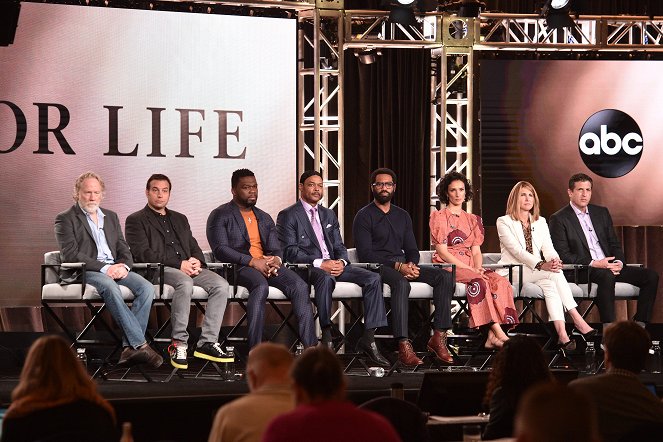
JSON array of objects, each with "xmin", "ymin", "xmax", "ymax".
[
  {"xmin": 585, "ymin": 265, "xmax": 659, "ymax": 323},
  {"xmin": 379, "ymin": 265, "xmax": 454, "ymax": 339}
]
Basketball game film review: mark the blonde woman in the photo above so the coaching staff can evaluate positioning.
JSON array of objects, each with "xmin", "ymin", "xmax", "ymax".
[{"xmin": 496, "ymin": 181, "xmax": 595, "ymax": 350}]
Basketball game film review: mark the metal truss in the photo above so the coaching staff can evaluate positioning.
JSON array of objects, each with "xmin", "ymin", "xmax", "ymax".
[
  {"xmin": 480, "ymin": 13, "xmax": 663, "ymax": 49},
  {"xmin": 298, "ymin": 7, "xmax": 344, "ymax": 225}
]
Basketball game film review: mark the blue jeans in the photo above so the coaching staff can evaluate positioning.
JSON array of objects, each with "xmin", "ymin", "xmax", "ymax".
[{"xmin": 85, "ymin": 271, "xmax": 155, "ymax": 348}]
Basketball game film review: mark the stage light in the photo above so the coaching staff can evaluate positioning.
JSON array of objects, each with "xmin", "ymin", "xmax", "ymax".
[
  {"xmin": 388, "ymin": 6, "xmax": 416, "ymax": 25},
  {"xmin": 355, "ymin": 48, "xmax": 381, "ymax": 65},
  {"xmin": 396, "ymin": 0, "xmax": 416, "ymax": 5},
  {"xmin": 541, "ymin": 0, "xmax": 576, "ymax": 30}
]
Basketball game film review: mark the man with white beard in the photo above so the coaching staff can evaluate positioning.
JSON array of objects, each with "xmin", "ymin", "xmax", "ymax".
[{"xmin": 54, "ymin": 172, "xmax": 162, "ymax": 368}]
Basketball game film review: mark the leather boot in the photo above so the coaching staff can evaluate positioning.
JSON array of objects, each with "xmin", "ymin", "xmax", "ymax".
[
  {"xmin": 427, "ymin": 330, "xmax": 454, "ymax": 364},
  {"xmin": 398, "ymin": 340, "xmax": 423, "ymax": 366}
]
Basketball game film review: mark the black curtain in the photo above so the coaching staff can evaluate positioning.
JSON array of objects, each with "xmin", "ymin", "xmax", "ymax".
[{"xmin": 343, "ymin": 48, "xmax": 432, "ymax": 249}]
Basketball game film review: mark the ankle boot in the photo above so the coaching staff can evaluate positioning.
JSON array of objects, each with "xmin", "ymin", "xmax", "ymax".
[
  {"xmin": 427, "ymin": 330, "xmax": 454, "ymax": 364},
  {"xmin": 398, "ymin": 340, "xmax": 423, "ymax": 366}
]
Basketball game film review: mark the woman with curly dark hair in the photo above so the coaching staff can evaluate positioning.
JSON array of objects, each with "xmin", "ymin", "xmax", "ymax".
[
  {"xmin": 430, "ymin": 171, "xmax": 518, "ymax": 349},
  {"xmin": 482, "ymin": 335, "xmax": 553, "ymax": 440}
]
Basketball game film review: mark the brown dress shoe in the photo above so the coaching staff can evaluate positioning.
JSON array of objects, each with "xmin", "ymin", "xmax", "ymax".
[
  {"xmin": 118, "ymin": 347, "xmax": 149, "ymax": 366},
  {"xmin": 398, "ymin": 340, "xmax": 423, "ymax": 366},
  {"xmin": 427, "ymin": 330, "xmax": 454, "ymax": 364},
  {"xmin": 139, "ymin": 344, "xmax": 164, "ymax": 369}
]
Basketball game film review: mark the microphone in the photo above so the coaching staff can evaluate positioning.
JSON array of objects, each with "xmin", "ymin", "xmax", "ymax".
[{"xmin": 589, "ymin": 228, "xmax": 593, "ymax": 232}]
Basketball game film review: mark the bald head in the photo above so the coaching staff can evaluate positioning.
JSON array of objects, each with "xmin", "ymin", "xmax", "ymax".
[{"xmin": 246, "ymin": 343, "xmax": 294, "ymax": 391}]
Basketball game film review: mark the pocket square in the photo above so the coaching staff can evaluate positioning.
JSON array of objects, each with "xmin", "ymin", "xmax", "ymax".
[{"xmin": 325, "ymin": 224, "xmax": 332, "ymax": 228}]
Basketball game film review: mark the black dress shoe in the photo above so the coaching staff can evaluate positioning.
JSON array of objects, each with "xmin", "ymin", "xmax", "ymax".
[
  {"xmin": 581, "ymin": 329, "xmax": 598, "ymax": 341},
  {"xmin": 356, "ymin": 339, "xmax": 390, "ymax": 367}
]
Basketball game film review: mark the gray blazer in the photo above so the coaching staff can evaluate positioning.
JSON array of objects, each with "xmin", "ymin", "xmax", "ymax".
[{"xmin": 54, "ymin": 204, "xmax": 134, "ymax": 282}]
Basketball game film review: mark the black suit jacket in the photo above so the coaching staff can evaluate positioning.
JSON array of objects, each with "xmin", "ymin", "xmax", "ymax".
[
  {"xmin": 276, "ymin": 201, "xmax": 348, "ymax": 264},
  {"xmin": 125, "ymin": 205, "xmax": 206, "ymax": 272},
  {"xmin": 54, "ymin": 204, "xmax": 133, "ymax": 282},
  {"xmin": 549, "ymin": 203, "xmax": 625, "ymax": 266},
  {"xmin": 206, "ymin": 200, "xmax": 282, "ymax": 266}
]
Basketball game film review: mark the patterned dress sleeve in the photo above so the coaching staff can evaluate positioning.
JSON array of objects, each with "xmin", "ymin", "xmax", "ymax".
[
  {"xmin": 429, "ymin": 210, "xmax": 448, "ymax": 246},
  {"xmin": 471, "ymin": 213, "xmax": 486, "ymax": 247}
]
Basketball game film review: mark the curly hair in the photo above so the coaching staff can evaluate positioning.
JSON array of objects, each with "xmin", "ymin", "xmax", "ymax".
[
  {"xmin": 72, "ymin": 172, "xmax": 105, "ymax": 202},
  {"xmin": 483, "ymin": 335, "xmax": 552, "ymax": 407},
  {"xmin": 437, "ymin": 171, "xmax": 473, "ymax": 205}
]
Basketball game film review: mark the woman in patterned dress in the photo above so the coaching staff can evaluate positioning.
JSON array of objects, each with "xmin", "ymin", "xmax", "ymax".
[{"xmin": 430, "ymin": 171, "xmax": 518, "ymax": 349}]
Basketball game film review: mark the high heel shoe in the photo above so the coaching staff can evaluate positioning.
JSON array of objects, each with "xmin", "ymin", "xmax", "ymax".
[
  {"xmin": 558, "ymin": 339, "xmax": 577, "ymax": 351},
  {"xmin": 574, "ymin": 329, "xmax": 598, "ymax": 342}
]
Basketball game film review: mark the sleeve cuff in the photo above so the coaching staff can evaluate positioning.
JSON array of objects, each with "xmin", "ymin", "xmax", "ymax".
[{"xmin": 313, "ymin": 259, "xmax": 323, "ymax": 268}]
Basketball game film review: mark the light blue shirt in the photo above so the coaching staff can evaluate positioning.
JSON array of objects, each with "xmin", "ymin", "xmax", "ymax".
[
  {"xmin": 80, "ymin": 205, "xmax": 114, "ymax": 274},
  {"xmin": 570, "ymin": 202, "xmax": 606, "ymax": 262}
]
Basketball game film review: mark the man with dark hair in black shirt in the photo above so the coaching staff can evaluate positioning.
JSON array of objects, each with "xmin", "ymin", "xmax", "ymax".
[{"xmin": 353, "ymin": 168, "xmax": 455, "ymax": 366}]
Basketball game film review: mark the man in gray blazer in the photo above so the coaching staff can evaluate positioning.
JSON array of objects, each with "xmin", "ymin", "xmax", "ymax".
[
  {"xmin": 570, "ymin": 321, "xmax": 663, "ymax": 442},
  {"xmin": 54, "ymin": 172, "xmax": 162, "ymax": 368},
  {"xmin": 206, "ymin": 169, "xmax": 316, "ymax": 349},
  {"xmin": 125, "ymin": 174, "xmax": 231, "ymax": 370},
  {"xmin": 277, "ymin": 170, "xmax": 389, "ymax": 366}
]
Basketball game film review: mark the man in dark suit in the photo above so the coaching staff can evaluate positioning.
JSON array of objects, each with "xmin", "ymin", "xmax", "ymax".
[
  {"xmin": 54, "ymin": 172, "xmax": 162, "ymax": 368},
  {"xmin": 276, "ymin": 170, "xmax": 389, "ymax": 366},
  {"xmin": 549, "ymin": 173, "xmax": 658, "ymax": 325},
  {"xmin": 569, "ymin": 321, "xmax": 663, "ymax": 442},
  {"xmin": 125, "ymin": 174, "xmax": 231, "ymax": 370},
  {"xmin": 206, "ymin": 169, "xmax": 316, "ymax": 349}
]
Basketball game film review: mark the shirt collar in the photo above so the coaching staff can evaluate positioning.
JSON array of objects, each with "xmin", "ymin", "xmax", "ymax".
[
  {"xmin": 300, "ymin": 199, "xmax": 317, "ymax": 214},
  {"xmin": 570, "ymin": 202, "xmax": 589, "ymax": 216}
]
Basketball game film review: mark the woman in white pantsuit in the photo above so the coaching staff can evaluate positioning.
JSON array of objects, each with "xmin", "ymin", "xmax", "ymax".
[{"xmin": 497, "ymin": 181, "xmax": 595, "ymax": 349}]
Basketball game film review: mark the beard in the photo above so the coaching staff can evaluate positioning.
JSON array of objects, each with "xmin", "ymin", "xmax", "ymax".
[
  {"xmin": 80, "ymin": 202, "xmax": 100, "ymax": 214},
  {"xmin": 373, "ymin": 189, "xmax": 392, "ymax": 204}
]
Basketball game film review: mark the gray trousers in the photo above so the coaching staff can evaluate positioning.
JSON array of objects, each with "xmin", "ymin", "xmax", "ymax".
[{"xmin": 163, "ymin": 267, "xmax": 230, "ymax": 347}]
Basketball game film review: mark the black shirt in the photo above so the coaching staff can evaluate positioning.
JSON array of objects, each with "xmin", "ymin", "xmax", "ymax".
[
  {"xmin": 352, "ymin": 202, "xmax": 420, "ymax": 268},
  {"xmin": 149, "ymin": 208, "xmax": 187, "ymax": 268}
]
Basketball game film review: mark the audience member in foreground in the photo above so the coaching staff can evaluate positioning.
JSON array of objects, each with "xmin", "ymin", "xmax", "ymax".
[
  {"xmin": 514, "ymin": 383, "xmax": 599, "ymax": 442},
  {"xmin": 497, "ymin": 181, "xmax": 595, "ymax": 350},
  {"xmin": 277, "ymin": 170, "xmax": 389, "ymax": 366},
  {"xmin": 569, "ymin": 321, "xmax": 663, "ymax": 442},
  {"xmin": 549, "ymin": 173, "xmax": 658, "ymax": 326},
  {"xmin": 55, "ymin": 172, "xmax": 161, "ymax": 368},
  {"xmin": 431, "ymin": 171, "xmax": 518, "ymax": 349},
  {"xmin": 126, "ymin": 173, "xmax": 231, "ymax": 369},
  {"xmin": 208, "ymin": 343, "xmax": 294, "ymax": 442},
  {"xmin": 206, "ymin": 169, "xmax": 316, "ymax": 349},
  {"xmin": 1, "ymin": 335, "xmax": 118, "ymax": 442},
  {"xmin": 262, "ymin": 347, "xmax": 400, "ymax": 442},
  {"xmin": 482, "ymin": 335, "xmax": 553, "ymax": 440},
  {"xmin": 353, "ymin": 167, "xmax": 455, "ymax": 366}
]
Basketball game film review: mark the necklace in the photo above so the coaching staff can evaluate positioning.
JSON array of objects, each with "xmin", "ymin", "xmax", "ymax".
[{"xmin": 446, "ymin": 209, "xmax": 461, "ymax": 230}]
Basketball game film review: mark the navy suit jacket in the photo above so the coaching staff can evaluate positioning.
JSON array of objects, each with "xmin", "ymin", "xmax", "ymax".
[
  {"xmin": 549, "ymin": 203, "xmax": 625, "ymax": 266},
  {"xmin": 206, "ymin": 200, "xmax": 282, "ymax": 266},
  {"xmin": 276, "ymin": 200, "xmax": 348, "ymax": 264},
  {"xmin": 54, "ymin": 204, "xmax": 133, "ymax": 282}
]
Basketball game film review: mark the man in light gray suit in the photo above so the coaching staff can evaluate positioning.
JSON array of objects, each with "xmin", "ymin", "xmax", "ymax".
[{"xmin": 55, "ymin": 172, "xmax": 162, "ymax": 368}]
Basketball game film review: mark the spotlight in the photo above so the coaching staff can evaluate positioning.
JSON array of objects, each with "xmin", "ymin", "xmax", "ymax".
[
  {"xmin": 354, "ymin": 48, "xmax": 381, "ymax": 65},
  {"xmin": 541, "ymin": 0, "xmax": 576, "ymax": 30},
  {"xmin": 388, "ymin": 6, "xmax": 416, "ymax": 26}
]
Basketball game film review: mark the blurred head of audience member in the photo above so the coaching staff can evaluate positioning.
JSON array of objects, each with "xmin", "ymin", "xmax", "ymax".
[
  {"xmin": 602, "ymin": 320, "xmax": 650, "ymax": 373},
  {"xmin": 515, "ymin": 383, "xmax": 599, "ymax": 442},
  {"xmin": 291, "ymin": 346, "xmax": 346, "ymax": 404},
  {"xmin": 484, "ymin": 335, "xmax": 552, "ymax": 405},
  {"xmin": 6, "ymin": 335, "xmax": 114, "ymax": 420},
  {"xmin": 246, "ymin": 342, "xmax": 294, "ymax": 391}
]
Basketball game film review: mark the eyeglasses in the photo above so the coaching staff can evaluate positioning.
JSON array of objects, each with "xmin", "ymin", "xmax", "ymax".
[{"xmin": 372, "ymin": 182, "xmax": 394, "ymax": 189}]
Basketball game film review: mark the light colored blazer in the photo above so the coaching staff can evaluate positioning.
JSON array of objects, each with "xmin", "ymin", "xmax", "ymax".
[{"xmin": 496, "ymin": 214, "xmax": 560, "ymax": 271}]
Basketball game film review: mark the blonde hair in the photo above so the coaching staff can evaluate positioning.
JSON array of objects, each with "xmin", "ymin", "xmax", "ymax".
[
  {"xmin": 7, "ymin": 335, "xmax": 115, "ymax": 420},
  {"xmin": 72, "ymin": 171, "xmax": 105, "ymax": 201},
  {"xmin": 505, "ymin": 181, "xmax": 540, "ymax": 221}
]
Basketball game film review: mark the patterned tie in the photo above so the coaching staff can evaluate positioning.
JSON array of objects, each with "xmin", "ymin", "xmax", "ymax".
[{"xmin": 310, "ymin": 207, "xmax": 330, "ymax": 259}]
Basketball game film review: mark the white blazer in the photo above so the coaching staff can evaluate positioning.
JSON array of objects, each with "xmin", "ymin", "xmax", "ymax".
[{"xmin": 496, "ymin": 214, "xmax": 560, "ymax": 271}]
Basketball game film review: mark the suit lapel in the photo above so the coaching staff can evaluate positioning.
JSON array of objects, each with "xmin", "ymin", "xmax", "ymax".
[
  {"xmin": 318, "ymin": 207, "xmax": 333, "ymax": 248},
  {"xmin": 565, "ymin": 205, "xmax": 591, "ymax": 253},
  {"xmin": 231, "ymin": 204, "xmax": 250, "ymax": 243},
  {"xmin": 509, "ymin": 217, "xmax": 527, "ymax": 250},
  {"xmin": 296, "ymin": 202, "xmax": 322, "ymax": 253},
  {"xmin": 143, "ymin": 206, "xmax": 166, "ymax": 239},
  {"xmin": 75, "ymin": 206, "xmax": 96, "ymax": 243},
  {"xmin": 588, "ymin": 206, "xmax": 609, "ymax": 253}
]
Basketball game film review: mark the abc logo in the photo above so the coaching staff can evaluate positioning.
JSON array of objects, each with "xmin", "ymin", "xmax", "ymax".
[{"xmin": 578, "ymin": 109, "xmax": 643, "ymax": 178}]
